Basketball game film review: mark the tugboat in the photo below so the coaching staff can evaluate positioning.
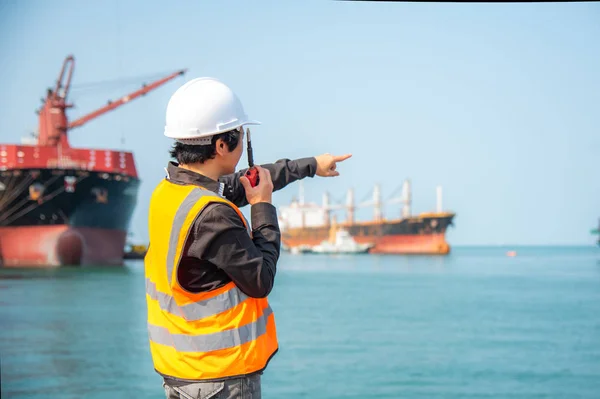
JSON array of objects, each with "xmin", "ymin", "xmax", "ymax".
[
  {"xmin": 124, "ymin": 243, "xmax": 148, "ymax": 260},
  {"xmin": 309, "ymin": 228, "xmax": 374, "ymax": 254},
  {"xmin": 306, "ymin": 217, "xmax": 374, "ymax": 254}
]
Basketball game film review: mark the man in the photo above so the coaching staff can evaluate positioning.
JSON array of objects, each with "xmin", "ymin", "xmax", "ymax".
[{"xmin": 145, "ymin": 77, "xmax": 351, "ymax": 399}]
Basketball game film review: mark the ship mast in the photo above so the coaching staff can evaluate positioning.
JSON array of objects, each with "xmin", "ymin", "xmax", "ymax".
[
  {"xmin": 402, "ymin": 179, "xmax": 411, "ymax": 217},
  {"xmin": 346, "ymin": 188, "xmax": 355, "ymax": 224},
  {"xmin": 373, "ymin": 183, "xmax": 382, "ymax": 222},
  {"xmin": 36, "ymin": 55, "xmax": 186, "ymax": 148},
  {"xmin": 322, "ymin": 191, "xmax": 330, "ymax": 226}
]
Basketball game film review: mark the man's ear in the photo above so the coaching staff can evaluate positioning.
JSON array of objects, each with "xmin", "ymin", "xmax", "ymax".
[{"xmin": 215, "ymin": 138, "xmax": 227, "ymax": 156}]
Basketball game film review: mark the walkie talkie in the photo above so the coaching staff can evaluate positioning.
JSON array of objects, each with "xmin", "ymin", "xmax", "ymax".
[{"xmin": 244, "ymin": 128, "xmax": 259, "ymax": 187}]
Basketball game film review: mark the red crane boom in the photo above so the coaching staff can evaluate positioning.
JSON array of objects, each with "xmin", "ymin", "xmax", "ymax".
[
  {"xmin": 36, "ymin": 55, "xmax": 186, "ymax": 148},
  {"xmin": 68, "ymin": 69, "xmax": 186, "ymax": 130}
]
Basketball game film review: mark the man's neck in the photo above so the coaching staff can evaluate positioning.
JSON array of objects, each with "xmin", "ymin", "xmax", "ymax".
[{"xmin": 179, "ymin": 162, "xmax": 222, "ymax": 182}]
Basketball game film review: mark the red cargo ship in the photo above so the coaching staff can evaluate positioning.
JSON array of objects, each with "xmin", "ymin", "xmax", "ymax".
[
  {"xmin": 279, "ymin": 181, "xmax": 456, "ymax": 255},
  {"xmin": 0, "ymin": 56, "xmax": 185, "ymax": 267}
]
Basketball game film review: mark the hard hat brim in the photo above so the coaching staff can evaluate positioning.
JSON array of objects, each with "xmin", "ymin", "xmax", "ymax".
[
  {"xmin": 240, "ymin": 119, "xmax": 262, "ymax": 127},
  {"xmin": 165, "ymin": 119, "xmax": 262, "ymax": 139}
]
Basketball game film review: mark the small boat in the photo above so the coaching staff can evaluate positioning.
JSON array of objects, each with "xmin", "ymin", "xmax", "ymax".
[
  {"xmin": 124, "ymin": 243, "xmax": 147, "ymax": 260},
  {"xmin": 307, "ymin": 229, "xmax": 374, "ymax": 254}
]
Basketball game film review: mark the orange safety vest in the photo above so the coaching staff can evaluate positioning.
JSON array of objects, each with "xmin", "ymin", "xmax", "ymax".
[{"xmin": 144, "ymin": 179, "xmax": 279, "ymax": 381}]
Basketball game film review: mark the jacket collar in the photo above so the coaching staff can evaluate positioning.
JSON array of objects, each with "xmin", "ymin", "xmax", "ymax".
[{"xmin": 165, "ymin": 162, "xmax": 225, "ymax": 197}]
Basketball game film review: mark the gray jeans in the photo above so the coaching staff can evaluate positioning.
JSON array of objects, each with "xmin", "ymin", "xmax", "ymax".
[{"xmin": 163, "ymin": 374, "xmax": 261, "ymax": 399}]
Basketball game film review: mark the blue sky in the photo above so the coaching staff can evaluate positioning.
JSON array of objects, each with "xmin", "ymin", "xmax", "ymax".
[{"xmin": 1, "ymin": 0, "xmax": 599, "ymax": 246}]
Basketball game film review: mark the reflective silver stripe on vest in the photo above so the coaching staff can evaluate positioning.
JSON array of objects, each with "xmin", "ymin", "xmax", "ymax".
[
  {"xmin": 148, "ymin": 305, "xmax": 273, "ymax": 353},
  {"xmin": 166, "ymin": 188, "xmax": 252, "ymax": 286},
  {"xmin": 146, "ymin": 278, "xmax": 249, "ymax": 321},
  {"xmin": 167, "ymin": 188, "xmax": 212, "ymax": 285}
]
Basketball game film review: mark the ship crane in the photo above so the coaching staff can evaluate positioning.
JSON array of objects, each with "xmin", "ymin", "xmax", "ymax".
[
  {"xmin": 321, "ymin": 179, "xmax": 415, "ymax": 223},
  {"xmin": 36, "ymin": 55, "xmax": 187, "ymax": 148}
]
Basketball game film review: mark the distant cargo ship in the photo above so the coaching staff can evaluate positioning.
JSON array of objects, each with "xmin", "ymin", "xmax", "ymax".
[
  {"xmin": 278, "ymin": 180, "xmax": 455, "ymax": 255},
  {"xmin": 0, "ymin": 55, "xmax": 185, "ymax": 267}
]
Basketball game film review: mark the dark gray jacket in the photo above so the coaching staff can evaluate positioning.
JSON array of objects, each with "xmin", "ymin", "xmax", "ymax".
[{"xmin": 164, "ymin": 157, "xmax": 316, "ymax": 298}]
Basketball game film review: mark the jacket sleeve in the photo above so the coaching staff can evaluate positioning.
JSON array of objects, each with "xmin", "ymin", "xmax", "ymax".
[
  {"xmin": 185, "ymin": 202, "xmax": 281, "ymax": 298},
  {"xmin": 219, "ymin": 157, "xmax": 317, "ymax": 207}
]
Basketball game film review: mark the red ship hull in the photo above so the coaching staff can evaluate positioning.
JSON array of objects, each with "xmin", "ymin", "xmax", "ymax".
[
  {"xmin": 283, "ymin": 233, "xmax": 450, "ymax": 255},
  {"xmin": 0, "ymin": 162, "xmax": 140, "ymax": 268},
  {"xmin": 0, "ymin": 225, "xmax": 127, "ymax": 267}
]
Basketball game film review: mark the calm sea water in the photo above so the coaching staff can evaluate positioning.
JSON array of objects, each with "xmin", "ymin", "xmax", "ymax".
[{"xmin": 1, "ymin": 246, "xmax": 600, "ymax": 399}]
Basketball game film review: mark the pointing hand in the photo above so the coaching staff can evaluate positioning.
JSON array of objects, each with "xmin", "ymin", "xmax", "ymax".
[{"xmin": 315, "ymin": 153, "xmax": 352, "ymax": 177}]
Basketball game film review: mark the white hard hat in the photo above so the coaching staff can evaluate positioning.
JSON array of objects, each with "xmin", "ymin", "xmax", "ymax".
[{"xmin": 164, "ymin": 77, "xmax": 260, "ymax": 145}]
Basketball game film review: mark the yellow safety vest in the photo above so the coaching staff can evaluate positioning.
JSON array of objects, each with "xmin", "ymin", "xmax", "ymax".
[{"xmin": 144, "ymin": 179, "xmax": 278, "ymax": 381}]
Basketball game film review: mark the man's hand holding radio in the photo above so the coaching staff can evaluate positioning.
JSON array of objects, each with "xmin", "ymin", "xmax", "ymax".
[{"xmin": 240, "ymin": 166, "xmax": 274, "ymax": 205}]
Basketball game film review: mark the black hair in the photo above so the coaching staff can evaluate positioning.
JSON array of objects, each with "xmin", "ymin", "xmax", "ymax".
[{"xmin": 169, "ymin": 129, "xmax": 241, "ymax": 165}]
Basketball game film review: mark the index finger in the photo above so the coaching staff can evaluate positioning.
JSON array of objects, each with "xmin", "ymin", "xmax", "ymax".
[{"xmin": 333, "ymin": 154, "xmax": 352, "ymax": 162}]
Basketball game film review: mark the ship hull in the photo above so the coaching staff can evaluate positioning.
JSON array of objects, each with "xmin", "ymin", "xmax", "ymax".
[
  {"xmin": 0, "ymin": 225, "xmax": 127, "ymax": 267},
  {"xmin": 0, "ymin": 163, "xmax": 140, "ymax": 267},
  {"xmin": 358, "ymin": 233, "xmax": 449, "ymax": 254},
  {"xmin": 282, "ymin": 214, "xmax": 455, "ymax": 255},
  {"xmin": 283, "ymin": 233, "xmax": 450, "ymax": 255}
]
